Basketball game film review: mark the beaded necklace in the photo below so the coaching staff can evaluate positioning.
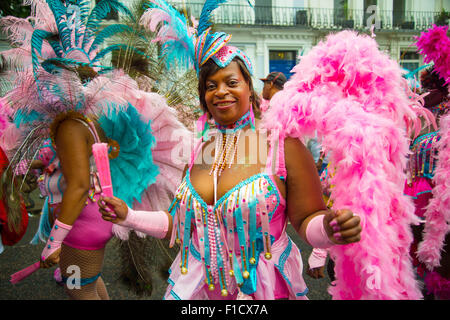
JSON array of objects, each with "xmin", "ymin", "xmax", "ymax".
[{"xmin": 210, "ymin": 110, "xmax": 253, "ymax": 203}]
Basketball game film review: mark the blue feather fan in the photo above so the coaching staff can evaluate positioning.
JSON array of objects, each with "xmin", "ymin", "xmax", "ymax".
[{"xmin": 98, "ymin": 104, "xmax": 159, "ymax": 207}]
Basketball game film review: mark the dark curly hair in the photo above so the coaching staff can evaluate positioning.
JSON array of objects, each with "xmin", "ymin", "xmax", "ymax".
[{"xmin": 420, "ymin": 66, "xmax": 448, "ymax": 94}]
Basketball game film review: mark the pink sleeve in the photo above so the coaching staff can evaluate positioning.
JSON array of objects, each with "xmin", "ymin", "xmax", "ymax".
[
  {"xmin": 118, "ymin": 207, "xmax": 169, "ymax": 239},
  {"xmin": 308, "ymin": 248, "xmax": 328, "ymax": 269}
]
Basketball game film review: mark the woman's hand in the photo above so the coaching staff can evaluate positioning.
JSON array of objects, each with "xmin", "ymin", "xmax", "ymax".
[
  {"xmin": 98, "ymin": 196, "xmax": 128, "ymax": 224},
  {"xmin": 40, "ymin": 248, "xmax": 61, "ymax": 269},
  {"xmin": 323, "ymin": 209, "xmax": 361, "ymax": 245},
  {"xmin": 306, "ymin": 266, "xmax": 325, "ymax": 279}
]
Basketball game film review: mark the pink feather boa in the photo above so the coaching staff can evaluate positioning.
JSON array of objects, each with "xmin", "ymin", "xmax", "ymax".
[
  {"xmin": 417, "ymin": 112, "xmax": 450, "ymax": 270},
  {"xmin": 263, "ymin": 30, "xmax": 424, "ymax": 299}
]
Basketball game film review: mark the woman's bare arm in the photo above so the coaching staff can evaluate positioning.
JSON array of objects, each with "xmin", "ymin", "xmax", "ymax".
[
  {"xmin": 284, "ymin": 137, "xmax": 328, "ymax": 240},
  {"xmin": 54, "ymin": 119, "xmax": 93, "ymax": 225},
  {"xmin": 284, "ymin": 137, "xmax": 361, "ymax": 245}
]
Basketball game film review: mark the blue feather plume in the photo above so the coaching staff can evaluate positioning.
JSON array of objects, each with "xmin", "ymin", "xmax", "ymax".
[
  {"xmin": 73, "ymin": 0, "xmax": 91, "ymax": 47},
  {"xmin": 197, "ymin": 0, "xmax": 229, "ymax": 36},
  {"xmin": 143, "ymin": 0, "xmax": 196, "ymax": 70},
  {"xmin": 46, "ymin": 0, "xmax": 73, "ymax": 51},
  {"xmin": 82, "ymin": 0, "xmax": 135, "ymax": 49},
  {"xmin": 31, "ymin": 29, "xmax": 58, "ymax": 84}
]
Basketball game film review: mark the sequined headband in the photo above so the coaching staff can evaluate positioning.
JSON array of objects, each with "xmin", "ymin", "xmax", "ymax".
[
  {"xmin": 194, "ymin": 28, "xmax": 253, "ymax": 75},
  {"xmin": 210, "ymin": 44, "xmax": 254, "ymax": 75}
]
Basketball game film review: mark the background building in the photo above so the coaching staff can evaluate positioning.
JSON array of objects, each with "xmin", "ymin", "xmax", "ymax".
[
  {"xmin": 1, "ymin": 0, "xmax": 449, "ymax": 92},
  {"xmin": 154, "ymin": 0, "xmax": 449, "ymax": 90}
]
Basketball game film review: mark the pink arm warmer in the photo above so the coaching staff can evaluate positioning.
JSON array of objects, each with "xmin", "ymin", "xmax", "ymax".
[
  {"xmin": 118, "ymin": 207, "xmax": 169, "ymax": 239},
  {"xmin": 41, "ymin": 219, "xmax": 72, "ymax": 261},
  {"xmin": 306, "ymin": 214, "xmax": 335, "ymax": 249}
]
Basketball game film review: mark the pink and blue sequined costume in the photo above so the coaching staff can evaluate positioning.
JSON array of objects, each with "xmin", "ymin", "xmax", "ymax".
[{"xmin": 164, "ymin": 132, "xmax": 308, "ymax": 300}]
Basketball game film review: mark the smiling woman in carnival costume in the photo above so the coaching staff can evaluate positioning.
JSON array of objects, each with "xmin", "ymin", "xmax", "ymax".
[
  {"xmin": 99, "ymin": 0, "xmax": 362, "ymax": 300},
  {"xmin": 1, "ymin": 0, "xmax": 190, "ymax": 299}
]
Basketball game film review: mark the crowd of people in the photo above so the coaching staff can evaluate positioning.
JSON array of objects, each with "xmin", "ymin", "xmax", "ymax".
[{"xmin": 0, "ymin": 0, "xmax": 448, "ymax": 301}]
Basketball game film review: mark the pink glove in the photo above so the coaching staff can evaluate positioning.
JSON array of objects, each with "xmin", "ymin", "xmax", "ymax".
[
  {"xmin": 118, "ymin": 207, "xmax": 169, "ymax": 239},
  {"xmin": 306, "ymin": 215, "xmax": 335, "ymax": 249},
  {"xmin": 41, "ymin": 219, "xmax": 72, "ymax": 261},
  {"xmin": 308, "ymin": 248, "xmax": 328, "ymax": 269}
]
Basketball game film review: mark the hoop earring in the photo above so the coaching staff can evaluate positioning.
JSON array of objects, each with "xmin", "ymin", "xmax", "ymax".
[
  {"xmin": 196, "ymin": 112, "xmax": 211, "ymax": 141},
  {"xmin": 249, "ymin": 105, "xmax": 256, "ymax": 131}
]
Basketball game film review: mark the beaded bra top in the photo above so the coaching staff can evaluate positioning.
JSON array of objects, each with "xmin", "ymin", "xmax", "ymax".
[{"xmin": 167, "ymin": 113, "xmax": 285, "ymax": 296}]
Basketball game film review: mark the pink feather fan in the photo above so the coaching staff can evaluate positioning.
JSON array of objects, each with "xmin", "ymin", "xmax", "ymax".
[{"xmin": 263, "ymin": 30, "xmax": 425, "ymax": 299}]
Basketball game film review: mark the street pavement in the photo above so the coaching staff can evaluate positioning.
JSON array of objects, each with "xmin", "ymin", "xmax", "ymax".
[{"xmin": 0, "ymin": 205, "xmax": 332, "ymax": 300}]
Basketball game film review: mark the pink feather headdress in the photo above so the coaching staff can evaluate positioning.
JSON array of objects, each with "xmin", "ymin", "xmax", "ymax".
[
  {"xmin": 415, "ymin": 24, "xmax": 450, "ymax": 85},
  {"xmin": 263, "ymin": 30, "xmax": 426, "ymax": 299}
]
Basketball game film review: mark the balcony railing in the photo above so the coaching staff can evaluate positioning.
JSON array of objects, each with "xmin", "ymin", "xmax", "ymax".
[{"xmin": 168, "ymin": 2, "xmax": 445, "ymax": 31}]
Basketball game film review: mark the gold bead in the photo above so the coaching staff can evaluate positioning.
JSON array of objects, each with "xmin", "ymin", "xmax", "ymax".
[
  {"xmin": 229, "ymin": 270, "xmax": 235, "ymax": 277},
  {"xmin": 249, "ymin": 257, "xmax": 256, "ymax": 265},
  {"xmin": 176, "ymin": 238, "xmax": 181, "ymax": 245},
  {"xmin": 265, "ymin": 252, "xmax": 272, "ymax": 260},
  {"xmin": 221, "ymin": 289, "xmax": 228, "ymax": 297},
  {"xmin": 208, "ymin": 284, "xmax": 215, "ymax": 291},
  {"xmin": 181, "ymin": 267, "xmax": 188, "ymax": 275},
  {"xmin": 243, "ymin": 271, "xmax": 250, "ymax": 279}
]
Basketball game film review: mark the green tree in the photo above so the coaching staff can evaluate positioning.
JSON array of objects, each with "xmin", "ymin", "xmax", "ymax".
[
  {"xmin": 0, "ymin": 0, "xmax": 31, "ymax": 18},
  {"xmin": 435, "ymin": 9, "xmax": 450, "ymax": 26}
]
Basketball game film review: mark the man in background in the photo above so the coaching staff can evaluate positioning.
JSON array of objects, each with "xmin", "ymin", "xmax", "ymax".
[{"xmin": 261, "ymin": 71, "xmax": 287, "ymax": 101}]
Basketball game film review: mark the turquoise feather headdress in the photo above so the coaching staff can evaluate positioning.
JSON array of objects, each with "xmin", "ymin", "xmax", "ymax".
[
  {"xmin": 31, "ymin": 0, "xmax": 137, "ymax": 79},
  {"xmin": 141, "ymin": 0, "xmax": 253, "ymax": 74}
]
